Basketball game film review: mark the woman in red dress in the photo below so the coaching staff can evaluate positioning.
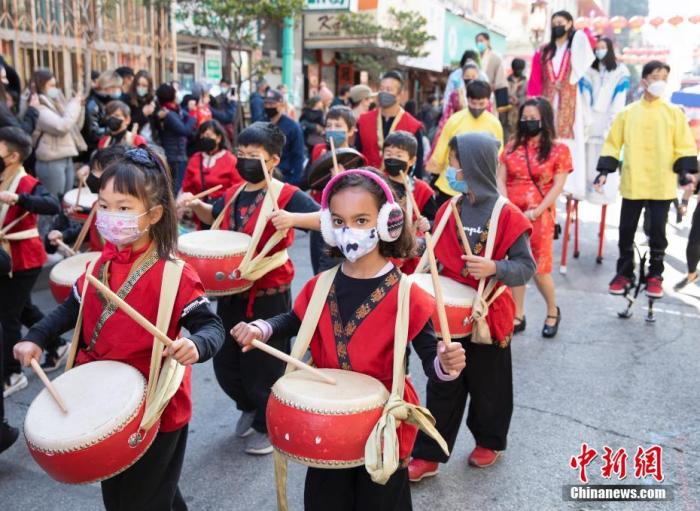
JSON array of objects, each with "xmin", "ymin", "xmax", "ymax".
[{"xmin": 497, "ymin": 97, "xmax": 571, "ymax": 338}]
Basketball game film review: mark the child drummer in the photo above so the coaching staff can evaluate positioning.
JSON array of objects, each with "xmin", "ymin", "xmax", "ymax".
[
  {"xmin": 185, "ymin": 122, "xmax": 321, "ymax": 456},
  {"xmin": 233, "ymin": 168, "xmax": 466, "ymax": 509},
  {"xmin": 408, "ymin": 132, "xmax": 535, "ymax": 481},
  {"xmin": 46, "ymin": 145, "xmax": 127, "ymax": 254},
  {"xmin": 0, "ymin": 127, "xmax": 60, "ymax": 396},
  {"xmin": 14, "ymin": 146, "xmax": 225, "ymax": 509},
  {"xmin": 382, "ymin": 130, "xmax": 437, "ymax": 275}
]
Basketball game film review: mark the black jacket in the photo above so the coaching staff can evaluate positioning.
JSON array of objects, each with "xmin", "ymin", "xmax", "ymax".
[{"xmin": 81, "ymin": 90, "xmax": 110, "ymax": 153}]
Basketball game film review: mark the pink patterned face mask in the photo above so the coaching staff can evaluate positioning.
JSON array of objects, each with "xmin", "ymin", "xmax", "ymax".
[{"xmin": 96, "ymin": 209, "xmax": 151, "ymax": 246}]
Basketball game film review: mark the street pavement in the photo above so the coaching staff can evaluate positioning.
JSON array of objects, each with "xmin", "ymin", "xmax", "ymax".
[{"xmin": 1, "ymin": 197, "xmax": 699, "ymax": 511}]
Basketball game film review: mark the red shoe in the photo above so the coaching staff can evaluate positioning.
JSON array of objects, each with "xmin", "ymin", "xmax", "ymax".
[
  {"xmin": 609, "ymin": 275, "xmax": 632, "ymax": 295},
  {"xmin": 645, "ymin": 276, "xmax": 664, "ymax": 299},
  {"xmin": 468, "ymin": 446, "xmax": 502, "ymax": 468},
  {"xmin": 407, "ymin": 458, "xmax": 439, "ymax": 482}
]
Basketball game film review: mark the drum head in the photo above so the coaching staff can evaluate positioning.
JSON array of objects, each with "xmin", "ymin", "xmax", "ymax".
[
  {"xmin": 63, "ymin": 188, "xmax": 97, "ymax": 209},
  {"xmin": 49, "ymin": 252, "xmax": 102, "ymax": 287},
  {"xmin": 24, "ymin": 361, "xmax": 146, "ymax": 452},
  {"xmin": 177, "ymin": 230, "xmax": 252, "ymax": 257},
  {"xmin": 410, "ymin": 273, "xmax": 476, "ymax": 306},
  {"xmin": 272, "ymin": 369, "xmax": 388, "ymax": 413},
  {"xmin": 308, "ymin": 148, "xmax": 366, "ymax": 190}
]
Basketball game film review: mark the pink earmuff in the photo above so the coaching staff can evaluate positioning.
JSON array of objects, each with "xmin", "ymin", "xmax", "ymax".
[{"xmin": 320, "ymin": 168, "xmax": 404, "ymax": 246}]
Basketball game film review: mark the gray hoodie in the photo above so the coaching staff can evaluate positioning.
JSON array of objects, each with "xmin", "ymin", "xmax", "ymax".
[{"xmin": 453, "ymin": 132, "xmax": 536, "ymax": 286}]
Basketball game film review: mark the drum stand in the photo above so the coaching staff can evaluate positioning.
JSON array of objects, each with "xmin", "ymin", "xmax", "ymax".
[
  {"xmin": 617, "ymin": 246, "xmax": 656, "ymax": 323},
  {"xmin": 559, "ymin": 197, "xmax": 607, "ymax": 273}
]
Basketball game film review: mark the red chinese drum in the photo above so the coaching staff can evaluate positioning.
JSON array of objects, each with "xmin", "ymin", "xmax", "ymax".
[
  {"xmin": 176, "ymin": 230, "xmax": 252, "ymax": 296},
  {"xmin": 62, "ymin": 188, "xmax": 97, "ymax": 223},
  {"xmin": 267, "ymin": 369, "xmax": 389, "ymax": 468},
  {"xmin": 48, "ymin": 252, "xmax": 102, "ymax": 303},
  {"xmin": 24, "ymin": 360, "xmax": 159, "ymax": 484},
  {"xmin": 411, "ymin": 273, "xmax": 476, "ymax": 339}
]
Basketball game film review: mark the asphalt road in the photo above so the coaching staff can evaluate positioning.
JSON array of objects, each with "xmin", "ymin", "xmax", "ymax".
[{"xmin": 1, "ymin": 197, "xmax": 699, "ymax": 511}]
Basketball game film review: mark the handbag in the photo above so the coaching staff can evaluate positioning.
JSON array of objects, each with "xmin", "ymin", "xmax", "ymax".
[{"xmin": 523, "ymin": 144, "xmax": 561, "ymax": 239}]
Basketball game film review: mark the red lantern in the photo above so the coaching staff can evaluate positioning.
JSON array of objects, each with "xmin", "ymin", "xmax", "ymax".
[
  {"xmin": 668, "ymin": 16, "xmax": 684, "ymax": 27},
  {"xmin": 690, "ymin": 15, "xmax": 700, "ymax": 25},
  {"xmin": 649, "ymin": 17, "xmax": 664, "ymax": 28},
  {"xmin": 593, "ymin": 16, "xmax": 609, "ymax": 33},
  {"xmin": 628, "ymin": 16, "xmax": 645, "ymax": 32},
  {"xmin": 610, "ymin": 16, "xmax": 628, "ymax": 33},
  {"xmin": 575, "ymin": 17, "xmax": 590, "ymax": 30}
]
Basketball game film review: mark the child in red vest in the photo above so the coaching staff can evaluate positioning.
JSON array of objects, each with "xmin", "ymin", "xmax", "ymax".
[
  {"xmin": 382, "ymin": 130, "xmax": 436, "ymax": 275},
  {"xmin": 98, "ymin": 100, "xmax": 148, "ymax": 149},
  {"xmin": 188, "ymin": 122, "xmax": 321, "ymax": 455},
  {"xmin": 233, "ymin": 168, "xmax": 466, "ymax": 510},
  {"xmin": 0, "ymin": 127, "xmax": 60, "ymax": 395},
  {"xmin": 46, "ymin": 145, "xmax": 127, "ymax": 255},
  {"xmin": 408, "ymin": 132, "xmax": 536, "ymax": 481},
  {"xmin": 15, "ymin": 146, "xmax": 224, "ymax": 510}
]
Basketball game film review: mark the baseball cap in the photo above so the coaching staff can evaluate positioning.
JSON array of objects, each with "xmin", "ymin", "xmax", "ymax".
[
  {"xmin": 349, "ymin": 84, "xmax": 376, "ymax": 103},
  {"xmin": 264, "ymin": 89, "xmax": 284, "ymax": 103}
]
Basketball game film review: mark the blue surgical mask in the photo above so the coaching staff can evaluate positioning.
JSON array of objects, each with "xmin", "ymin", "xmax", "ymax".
[
  {"xmin": 110, "ymin": 91, "xmax": 122, "ymax": 99},
  {"xmin": 595, "ymin": 49, "xmax": 608, "ymax": 61},
  {"xmin": 476, "ymin": 41, "xmax": 487, "ymax": 53},
  {"xmin": 325, "ymin": 129, "xmax": 347, "ymax": 147},
  {"xmin": 446, "ymin": 166, "xmax": 468, "ymax": 194}
]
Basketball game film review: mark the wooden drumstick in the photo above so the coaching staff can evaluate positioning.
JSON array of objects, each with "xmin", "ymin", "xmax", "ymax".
[
  {"xmin": 400, "ymin": 172, "xmax": 421, "ymax": 222},
  {"xmin": 74, "ymin": 176, "xmax": 85, "ymax": 209},
  {"xmin": 86, "ymin": 274, "xmax": 174, "ymax": 349},
  {"xmin": 329, "ymin": 137, "xmax": 340, "ymax": 176},
  {"xmin": 250, "ymin": 340, "xmax": 336, "ymax": 385},
  {"xmin": 0, "ymin": 211, "xmax": 30, "ymax": 237},
  {"xmin": 451, "ymin": 201, "xmax": 473, "ymax": 257},
  {"xmin": 259, "ymin": 155, "xmax": 279, "ymax": 212},
  {"xmin": 425, "ymin": 233, "xmax": 452, "ymax": 346},
  {"xmin": 56, "ymin": 239, "xmax": 76, "ymax": 257},
  {"xmin": 30, "ymin": 359, "xmax": 69, "ymax": 414},
  {"xmin": 190, "ymin": 184, "xmax": 223, "ymax": 202},
  {"xmin": 72, "ymin": 205, "xmax": 96, "ymax": 253}
]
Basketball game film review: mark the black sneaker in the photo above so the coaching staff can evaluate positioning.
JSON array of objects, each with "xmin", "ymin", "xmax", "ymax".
[
  {"xmin": 41, "ymin": 342, "xmax": 70, "ymax": 373},
  {"xmin": 0, "ymin": 420, "xmax": 19, "ymax": 455}
]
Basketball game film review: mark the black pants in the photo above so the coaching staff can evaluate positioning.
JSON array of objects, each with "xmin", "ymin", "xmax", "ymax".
[
  {"xmin": 617, "ymin": 199, "xmax": 671, "ymax": 280},
  {"xmin": 412, "ymin": 340, "xmax": 513, "ymax": 462},
  {"xmin": 101, "ymin": 425, "xmax": 188, "ymax": 511},
  {"xmin": 687, "ymin": 203, "xmax": 700, "ymax": 274},
  {"xmin": 214, "ymin": 291, "xmax": 292, "ymax": 433},
  {"xmin": 0, "ymin": 324, "xmax": 5, "ymax": 421},
  {"xmin": 304, "ymin": 466, "xmax": 412, "ymax": 511},
  {"xmin": 0, "ymin": 267, "xmax": 41, "ymax": 376}
]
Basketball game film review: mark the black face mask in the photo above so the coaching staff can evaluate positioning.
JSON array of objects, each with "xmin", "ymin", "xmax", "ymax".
[
  {"xmin": 552, "ymin": 25, "xmax": 567, "ymax": 39},
  {"xmin": 383, "ymin": 158, "xmax": 408, "ymax": 177},
  {"xmin": 86, "ymin": 172, "xmax": 101, "ymax": 194},
  {"xmin": 106, "ymin": 116, "xmax": 123, "ymax": 132},
  {"xmin": 519, "ymin": 120, "xmax": 542, "ymax": 137},
  {"xmin": 264, "ymin": 106, "xmax": 279, "ymax": 119},
  {"xmin": 198, "ymin": 137, "xmax": 217, "ymax": 154},
  {"xmin": 469, "ymin": 106, "xmax": 485, "ymax": 118},
  {"xmin": 464, "ymin": 79, "xmax": 473, "ymax": 90},
  {"xmin": 237, "ymin": 158, "xmax": 266, "ymax": 183}
]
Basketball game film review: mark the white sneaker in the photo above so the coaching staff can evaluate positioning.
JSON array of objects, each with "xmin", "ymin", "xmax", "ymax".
[
  {"xmin": 3, "ymin": 372, "xmax": 28, "ymax": 398},
  {"xmin": 244, "ymin": 431, "xmax": 273, "ymax": 455},
  {"xmin": 45, "ymin": 252, "xmax": 64, "ymax": 265},
  {"xmin": 235, "ymin": 411, "xmax": 256, "ymax": 438}
]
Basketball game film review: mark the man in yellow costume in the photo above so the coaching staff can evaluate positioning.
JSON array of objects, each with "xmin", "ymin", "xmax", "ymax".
[{"xmin": 595, "ymin": 60, "xmax": 698, "ymax": 299}]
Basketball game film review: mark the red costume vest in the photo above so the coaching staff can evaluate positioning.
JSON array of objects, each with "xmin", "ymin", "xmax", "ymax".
[
  {"xmin": 434, "ymin": 199, "xmax": 531, "ymax": 344},
  {"xmin": 392, "ymin": 178, "xmax": 435, "ymax": 275},
  {"xmin": 293, "ymin": 272, "xmax": 435, "ymax": 460},
  {"xmin": 219, "ymin": 182, "xmax": 297, "ymax": 300},
  {"xmin": 357, "ymin": 109, "xmax": 423, "ymax": 168},
  {"xmin": 74, "ymin": 243, "xmax": 205, "ymax": 432},
  {"xmin": 182, "ymin": 151, "xmax": 241, "ymax": 200},
  {"xmin": 97, "ymin": 132, "xmax": 147, "ymax": 149},
  {"xmin": 3, "ymin": 174, "xmax": 46, "ymax": 272}
]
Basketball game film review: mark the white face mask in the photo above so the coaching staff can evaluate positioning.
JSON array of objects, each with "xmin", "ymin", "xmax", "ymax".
[
  {"xmin": 647, "ymin": 80, "xmax": 666, "ymax": 98},
  {"xmin": 46, "ymin": 87, "xmax": 61, "ymax": 100},
  {"xmin": 333, "ymin": 226, "xmax": 379, "ymax": 263},
  {"xmin": 96, "ymin": 209, "xmax": 150, "ymax": 246}
]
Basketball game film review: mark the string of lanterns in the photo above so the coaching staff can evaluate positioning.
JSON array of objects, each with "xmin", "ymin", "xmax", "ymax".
[{"xmin": 574, "ymin": 15, "xmax": 700, "ymax": 33}]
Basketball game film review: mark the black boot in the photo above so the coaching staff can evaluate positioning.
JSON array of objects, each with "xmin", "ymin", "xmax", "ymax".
[{"xmin": 0, "ymin": 420, "xmax": 19, "ymax": 455}]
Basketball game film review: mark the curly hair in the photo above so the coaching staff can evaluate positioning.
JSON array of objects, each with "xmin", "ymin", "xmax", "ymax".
[{"xmin": 324, "ymin": 167, "xmax": 416, "ymax": 260}]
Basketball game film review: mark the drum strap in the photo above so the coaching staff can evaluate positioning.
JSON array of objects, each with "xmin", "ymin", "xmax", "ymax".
[
  {"xmin": 0, "ymin": 167, "xmax": 26, "ymax": 228},
  {"xmin": 65, "ymin": 257, "xmax": 186, "ymax": 435},
  {"xmin": 415, "ymin": 195, "xmax": 460, "ymax": 273},
  {"xmin": 0, "ymin": 168, "xmax": 36, "ymax": 276}
]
